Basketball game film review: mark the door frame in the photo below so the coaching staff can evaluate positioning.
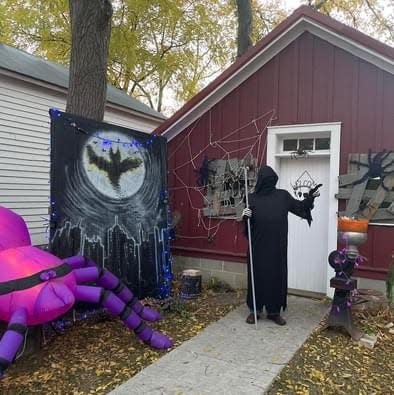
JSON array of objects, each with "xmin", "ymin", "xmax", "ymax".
[{"xmin": 266, "ymin": 122, "xmax": 341, "ymax": 297}]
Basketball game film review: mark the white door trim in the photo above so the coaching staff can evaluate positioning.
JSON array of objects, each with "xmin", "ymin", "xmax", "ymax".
[{"xmin": 267, "ymin": 122, "xmax": 341, "ymax": 297}]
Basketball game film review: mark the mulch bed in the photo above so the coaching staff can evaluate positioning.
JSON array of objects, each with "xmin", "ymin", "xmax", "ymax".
[
  {"xmin": 0, "ymin": 285, "xmax": 244, "ymax": 394},
  {"xmin": 267, "ymin": 306, "xmax": 394, "ymax": 395}
]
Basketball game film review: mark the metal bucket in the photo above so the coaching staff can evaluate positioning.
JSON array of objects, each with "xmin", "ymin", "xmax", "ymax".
[{"xmin": 180, "ymin": 269, "xmax": 202, "ymax": 299}]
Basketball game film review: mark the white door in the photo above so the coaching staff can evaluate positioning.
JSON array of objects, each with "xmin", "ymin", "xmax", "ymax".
[{"xmin": 279, "ymin": 156, "xmax": 330, "ymax": 294}]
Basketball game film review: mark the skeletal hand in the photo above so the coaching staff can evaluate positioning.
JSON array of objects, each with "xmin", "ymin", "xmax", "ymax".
[
  {"xmin": 309, "ymin": 183, "xmax": 322, "ymax": 198},
  {"xmin": 242, "ymin": 208, "xmax": 252, "ymax": 218}
]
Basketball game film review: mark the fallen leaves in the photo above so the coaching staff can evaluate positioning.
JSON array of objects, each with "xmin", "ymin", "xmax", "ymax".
[
  {"xmin": 267, "ymin": 307, "xmax": 394, "ymax": 394},
  {"xmin": 0, "ymin": 286, "xmax": 244, "ymax": 394}
]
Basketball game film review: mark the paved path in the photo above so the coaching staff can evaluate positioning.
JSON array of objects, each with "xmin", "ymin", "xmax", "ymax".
[{"xmin": 110, "ymin": 296, "xmax": 327, "ymax": 395}]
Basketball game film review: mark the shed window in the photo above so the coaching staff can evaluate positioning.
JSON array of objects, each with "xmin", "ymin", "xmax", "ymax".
[
  {"xmin": 299, "ymin": 138, "xmax": 314, "ymax": 151},
  {"xmin": 283, "ymin": 139, "xmax": 298, "ymax": 151},
  {"xmin": 282, "ymin": 136, "xmax": 331, "ymax": 153},
  {"xmin": 315, "ymin": 137, "xmax": 330, "ymax": 150}
]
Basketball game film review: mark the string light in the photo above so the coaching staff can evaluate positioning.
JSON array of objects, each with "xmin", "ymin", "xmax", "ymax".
[
  {"xmin": 330, "ymin": 248, "xmax": 366, "ymax": 313},
  {"xmin": 48, "ymin": 108, "xmax": 174, "ymax": 301},
  {"xmin": 49, "ymin": 108, "xmax": 158, "ymax": 148}
]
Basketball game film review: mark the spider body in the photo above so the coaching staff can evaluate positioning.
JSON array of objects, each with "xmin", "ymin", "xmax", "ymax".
[
  {"xmin": 0, "ymin": 206, "xmax": 173, "ymax": 378},
  {"xmin": 351, "ymin": 149, "xmax": 394, "ymax": 190},
  {"xmin": 290, "ymin": 148, "xmax": 311, "ymax": 159},
  {"xmin": 195, "ymin": 155, "xmax": 216, "ymax": 187}
]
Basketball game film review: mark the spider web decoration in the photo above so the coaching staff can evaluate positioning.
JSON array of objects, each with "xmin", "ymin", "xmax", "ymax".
[{"xmin": 169, "ymin": 108, "xmax": 276, "ymax": 242}]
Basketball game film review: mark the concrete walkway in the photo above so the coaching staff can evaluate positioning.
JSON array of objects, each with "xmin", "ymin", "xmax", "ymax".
[{"xmin": 110, "ymin": 296, "xmax": 327, "ymax": 395}]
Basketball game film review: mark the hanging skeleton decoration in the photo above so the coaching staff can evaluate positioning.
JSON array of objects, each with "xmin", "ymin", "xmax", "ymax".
[{"xmin": 351, "ymin": 149, "xmax": 394, "ymax": 191}]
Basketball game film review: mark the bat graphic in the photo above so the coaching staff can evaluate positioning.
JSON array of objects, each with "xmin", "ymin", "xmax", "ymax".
[{"xmin": 86, "ymin": 145, "xmax": 143, "ymax": 189}]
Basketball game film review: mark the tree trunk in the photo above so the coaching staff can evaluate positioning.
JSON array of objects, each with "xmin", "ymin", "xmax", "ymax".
[
  {"xmin": 66, "ymin": 0, "xmax": 113, "ymax": 121},
  {"xmin": 236, "ymin": 0, "xmax": 253, "ymax": 58}
]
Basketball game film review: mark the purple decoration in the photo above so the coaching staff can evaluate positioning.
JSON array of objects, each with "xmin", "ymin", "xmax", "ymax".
[{"xmin": 0, "ymin": 206, "xmax": 173, "ymax": 378}]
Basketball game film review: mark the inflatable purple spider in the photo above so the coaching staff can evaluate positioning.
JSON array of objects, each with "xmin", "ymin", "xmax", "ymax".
[{"xmin": 0, "ymin": 206, "xmax": 173, "ymax": 378}]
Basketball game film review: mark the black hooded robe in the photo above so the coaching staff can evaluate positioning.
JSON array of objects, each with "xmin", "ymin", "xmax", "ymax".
[{"xmin": 245, "ymin": 166, "xmax": 315, "ymax": 314}]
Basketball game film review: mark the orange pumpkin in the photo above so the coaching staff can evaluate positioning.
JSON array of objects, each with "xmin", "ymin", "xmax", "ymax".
[{"xmin": 338, "ymin": 217, "xmax": 369, "ymax": 233}]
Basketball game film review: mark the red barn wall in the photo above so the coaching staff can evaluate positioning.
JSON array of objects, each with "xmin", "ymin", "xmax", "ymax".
[{"xmin": 168, "ymin": 32, "xmax": 394, "ymax": 280}]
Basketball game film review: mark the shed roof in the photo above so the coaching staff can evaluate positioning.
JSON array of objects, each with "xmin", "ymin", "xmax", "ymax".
[
  {"xmin": 156, "ymin": 5, "xmax": 394, "ymax": 140},
  {"xmin": 0, "ymin": 43, "xmax": 166, "ymax": 120}
]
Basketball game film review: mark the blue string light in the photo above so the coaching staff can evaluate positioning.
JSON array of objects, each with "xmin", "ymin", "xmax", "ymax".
[
  {"xmin": 48, "ymin": 108, "xmax": 172, "ymax": 300},
  {"xmin": 49, "ymin": 108, "xmax": 158, "ymax": 149},
  {"xmin": 157, "ymin": 189, "xmax": 174, "ymax": 299}
]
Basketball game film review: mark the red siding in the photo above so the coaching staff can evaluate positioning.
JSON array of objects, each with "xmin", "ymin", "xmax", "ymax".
[{"xmin": 168, "ymin": 32, "xmax": 394, "ymax": 279}]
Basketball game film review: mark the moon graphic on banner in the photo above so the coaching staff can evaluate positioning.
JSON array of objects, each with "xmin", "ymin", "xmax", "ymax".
[{"xmin": 82, "ymin": 131, "xmax": 146, "ymax": 199}]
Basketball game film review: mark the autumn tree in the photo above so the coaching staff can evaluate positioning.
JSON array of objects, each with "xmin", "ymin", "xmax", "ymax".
[
  {"xmin": 236, "ymin": 0, "xmax": 253, "ymax": 57},
  {"xmin": 66, "ymin": 0, "xmax": 113, "ymax": 121},
  {"xmin": 0, "ymin": 0, "xmax": 286, "ymax": 114},
  {"xmin": 306, "ymin": 0, "xmax": 394, "ymax": 44}
]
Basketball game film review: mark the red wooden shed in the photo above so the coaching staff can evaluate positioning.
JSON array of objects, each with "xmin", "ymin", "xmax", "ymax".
[{"xmin": 156, "ymin": 6, "xmax": 394, "ymax": 296}]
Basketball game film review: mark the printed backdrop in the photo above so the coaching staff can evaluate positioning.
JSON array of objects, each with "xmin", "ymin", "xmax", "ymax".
[{"xmin": 50, "ymin": 111, "xmax": 170, "ymax": 298}]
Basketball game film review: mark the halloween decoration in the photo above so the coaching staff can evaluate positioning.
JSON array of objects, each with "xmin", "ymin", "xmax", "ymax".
[
  {"xmin": 290, "ymin": 147, "xmax": 311, "ymax": 159},
  {"xmin": 337, "ymin": 152, "xmax": 394, "ymax": 223},
  {"xmin": 243, "ymin": 166, "xmax": 319, "ymax": 325},
  {"xmin": 243, "ymin": 166, "xmax": 258, "ymax": 329},
  {"xmin": 351, "ymin": 149, "xmax": 394, "ymax": 190},
  {"xmin": 290, "ymin": 170, "xmax": 319, "ymax": 199},
  {"xmin": 202, "ymin": 155, "xmax": 258, "ymax": 218},
  {"xmin": 195, "ymin": 155, "xmax": 216, "ymax": 187},
  {"xmin": 86, "ymin": 145, "xmax": 143, "ymax": 190},
  {"xmin": 49, "ymin": 111, "xmax": 172, "ymax": 299},
  {"xmin": 323, "ymin": 217, "xmax": 368, "ymax": 341},
  {"xmin": 0, "ymin": 206, "xmax": 173, "ymax": 378}
]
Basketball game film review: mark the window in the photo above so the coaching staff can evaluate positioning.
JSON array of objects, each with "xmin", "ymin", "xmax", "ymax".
[
  {"xmin": 283, "ymin": 139, "xmax": 298, "ymax": 151},
  {"xmin": 315, "ymin": 137, "xmax": 330, "ymax": 150},
  {"xmin": 282, "ymin": 137, "xmax": 331, "ymax": 152},
  {"xmin": 299, "ymin": 138, "xmax": 314, "ymax": 151}
]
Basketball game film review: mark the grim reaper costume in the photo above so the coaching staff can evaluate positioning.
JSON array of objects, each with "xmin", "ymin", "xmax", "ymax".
[{"xmin": 244, "ymin": 166, "xmax": 317, "ymax": 325}]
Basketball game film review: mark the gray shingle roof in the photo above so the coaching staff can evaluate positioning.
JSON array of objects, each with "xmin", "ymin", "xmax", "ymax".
[{"xmin": 0, "ymin": 43, "xmax": 166, "ymax": 120}]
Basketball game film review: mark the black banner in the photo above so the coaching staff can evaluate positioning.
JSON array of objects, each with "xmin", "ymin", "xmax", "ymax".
[{"xmin": 49, "ymin": 111, "xmax": 170, "ymax": 298}]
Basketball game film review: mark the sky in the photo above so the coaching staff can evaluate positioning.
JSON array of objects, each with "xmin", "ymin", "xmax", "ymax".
[{"xmin": 282, "ymin": 0, "xmax": 303, "ymax": 10}]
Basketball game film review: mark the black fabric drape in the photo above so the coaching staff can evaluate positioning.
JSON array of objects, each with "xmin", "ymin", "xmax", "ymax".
[{"xmin": 244, "ymin": 166, "xmax": 314, "ymax": 313}]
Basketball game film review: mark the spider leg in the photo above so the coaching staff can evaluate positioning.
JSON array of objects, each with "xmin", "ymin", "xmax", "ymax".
[
  {"xmin": 0, "ymin": 308, "xmax": 28, "ymax": 378},
  {"xmin": 352, "ymin": 172, "xmax": 370, "ymax": 186},
  {"xmin": 64, "ymin": 255, "xmax": 94, "ymax": 270},
  {"xmin": 381, "ymin": 173, "xmax": 394, "ymax": 191},
  {"xmin": 381, "ymin": 150, "xmax": 392, "ymax": 162},
  {"xmin": 381, "ymin": 177, "xmax": 392, "ymax": 192},
  {"xmin": 368, "ymin": 149, "xmax": 373, "ymax": 165},
  {"xmin": 382, "ymin": 159, "xmax": 394, "ymax": 170},
  {"xmin": 73, "ymin": 266, "xmax": 161, "ymax": 322},
  {"xmin": 349, "ymin": 160, "xmax": 369, "ymax": 168},
  {"xmin": 75, "ymin": 285, "xmax": 173, "ymax": 349}
]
